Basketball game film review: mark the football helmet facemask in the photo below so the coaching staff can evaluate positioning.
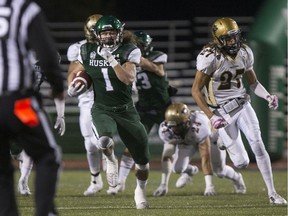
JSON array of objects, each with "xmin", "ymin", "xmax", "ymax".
[
  {"xmin": 134, "ymin": 31, "xmax": 153, "ymax": 56},
  {"xmin": 84, "ymin": 14, "xmax": 103, "ymax": 43},
  {"xmin": 212, "ymin": 17, "xmax": 242, "ymax": 55},
  {"xmin": 165, "ymin": 103, "xmax": 190, "ymax": 135},
  {"xmin": 93, "ymin": 15, "xmax": 124, "ymax": 49}
]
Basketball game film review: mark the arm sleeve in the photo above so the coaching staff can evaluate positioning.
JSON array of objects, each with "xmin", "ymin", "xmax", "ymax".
[{"xmin": 28, "ymin": 12, "xmax": 64, "ymax": 96}]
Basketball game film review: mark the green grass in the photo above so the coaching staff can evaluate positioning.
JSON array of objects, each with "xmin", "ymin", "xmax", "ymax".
[{"xmin": 16, "ymin": 169, "xmax": 287, "ymax": 216}]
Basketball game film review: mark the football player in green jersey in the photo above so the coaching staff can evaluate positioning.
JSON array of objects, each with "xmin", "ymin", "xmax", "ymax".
[
  {"xmin": 67, "ymin": 15, "xmax": 150, "ymax": 209},
  {"xmin": 109, "ymin": 30, "xmax": 176, "ymax": 195}
]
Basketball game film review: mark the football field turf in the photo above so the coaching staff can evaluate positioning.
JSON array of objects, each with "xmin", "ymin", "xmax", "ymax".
[{"xmin": 16, "ymin": 169, "xmax": 287, "ymax": 216}]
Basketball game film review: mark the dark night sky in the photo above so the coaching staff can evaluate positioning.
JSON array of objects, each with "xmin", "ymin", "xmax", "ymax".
[{"xmin": 36, "ymin": 0, "xmax": 264, "ymax": 22}]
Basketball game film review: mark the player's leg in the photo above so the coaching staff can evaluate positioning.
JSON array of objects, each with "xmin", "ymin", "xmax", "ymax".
[
  {"xmin": 173, "ymin": 144, "xmax": 198, "ymax": 188},
  {"xmin": 153, "ymin": 142, "xmax": 175, "ymax": 196},
  {"xmin": 218, "ymin": 124, "xmax": 250, "ymax": 169},
  {"xmin": 92, "ymin": 109, "xmax": 119, "ymax": 189},
  {"xmin": 117, "ymin": 110, "xmax": 150, "ymax": 209},
  {"xmin": 18, "ymin": 150, "xmax": 33, "ymax": 195},
  {"xmin": 0, "ymin": 137, "xmax": 19, "ymax": 216},
  {"xmin": 210, "ymin": 138, "xmax": 246, "ymax": 194},
  {"xmin": 18, "ymin": 97, "xmax": 61, "ymax": 216},
  {"xmin": 239, "ymin": 104, "xmax": 286, "ymax": 204},
  {"xmin": 80, "ymin": 106, "xmax": 103, "ymax": 196}
]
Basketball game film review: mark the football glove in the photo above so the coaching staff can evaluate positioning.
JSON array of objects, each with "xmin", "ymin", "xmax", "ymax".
[
  {"xmin": 204, "ymin": 185, "xmax": 216, "ymax": 196},
  {"xmin": 99, "ymin": 48, "xmax": 118, "ymax": 67},
  {"xmin": 153, "ymin": 184, "xmax": 168, "ymax": 197},
  {"xmin": 266, "ymin": 95, "xmax": 278, "ymax": 110},
  {"xmin": 210, "ymin": 114, "xmax": 227, "ymax": 129},
  {"xmin": 54, "ymin": 116, "xmax": 65, "ymax": 136},
  {"xmin": 67, "ymin": 81, "xmax": 86, "ymax": 97},
  {"xmin": 54, "ymin": 98, "xmax": 65, "ymax": 136}
]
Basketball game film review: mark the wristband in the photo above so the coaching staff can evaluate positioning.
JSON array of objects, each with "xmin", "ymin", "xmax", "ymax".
[{"xmin": 109, "ymin": 58, "xmax": 118, "ymax": 67}]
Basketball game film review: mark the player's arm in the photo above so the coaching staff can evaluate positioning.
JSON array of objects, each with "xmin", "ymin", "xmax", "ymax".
[
  {"xmin": 67, "ymin": 61, "xmax": 83, "ymax": 85},
  {"xmin": 198, "ymin": 137, "xmax": 213, "ymax": 175},
  {"xmin": 140, "ymin": 57, "xmax": 165, "ymax": 76},
  {"xmin": 67, "ymin": 43, "xmax": 84, "ymax": 85},
  {"xmin": 198, "ymin": 137, "xmax": 216, "ymax": 196},
  {"xmin": 245, "ymin": 69, "xmax": 278, "ymax": 110},
  {"xmin": 115, "ymin": 61, "xmax": 136, "ymax": 85},
  {"xmin": 28, "ymin": 12, "xmax": 64, "ymax": 99},
  {"xmin": 191, "ymin": 71, "xmax": 214, "ymax": 118},
  {"xmin": 99, "ymin": 48, "xmax": 138, "ymax": 85}
]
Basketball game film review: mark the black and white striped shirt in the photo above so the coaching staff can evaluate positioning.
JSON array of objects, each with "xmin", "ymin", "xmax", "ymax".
[{"xmin": 0, "ymin": 0, "xmax": 63, "ymax": 96}]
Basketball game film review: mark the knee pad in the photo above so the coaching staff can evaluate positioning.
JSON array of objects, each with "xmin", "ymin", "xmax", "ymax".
[
  {"xmin": 135, "ymin": 163, "xmax": 149, "ymax": 171},
  {"xmin": 234, "ymin": 160, "xmax": 249, "ymax": 169},
  {"xmin": 84, "ymin": 136, "xmax": 98, "ymax": 152},
  {"xmin": 214, "ymin": 169, "xmax": 225, "ymax": 178},
  {"xmin": 98, "ymin": 136, "xmax": 114, "ymax": 150}
]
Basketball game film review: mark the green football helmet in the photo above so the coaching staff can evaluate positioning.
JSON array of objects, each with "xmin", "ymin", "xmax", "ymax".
[
  {"xmin": 93, "ymin": 15, "xmax": 124, "ymax": 48},
  {"xmin": 134, "ymin": 30, "xmax": 153, "ymax": 56}
]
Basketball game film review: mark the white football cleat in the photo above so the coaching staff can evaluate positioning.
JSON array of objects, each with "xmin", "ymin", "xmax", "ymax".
[
  {"xmin": 233, "ymin": 173, "xmax": 246, "ymax": 194},
  {"xmin": 106, "ymin": 158, "xmax": 118, "ymax": 187},
  {"xmin": 204, "ymin": 185, "xmax": 216, "ymax": 196},
  {"xmin": 18, "ymin": 180, "xmax": 31, "ymax": 196},
  {"xmin": 106, "ymin": 186, "xmax": 118, "ymax": 195},
  {"xmin": 153, "ymin": 184, "xmax": 168, "ymax": 197},
  {"xmin": 269, "ymin": 192, "xmax": 287, "ymax": 205},
  {"xmin": 83, "ymin": 182, "xmax": 103, "ymax": 196},
  {"xmin": 117, "ymin": 181, "xmax": 125, "ymax": 192},
  {"xmin": 176, "ymin": 166, "xmax": 198, "ymax": 189},
  {"xmin": 134, "ymin": 187, "xmax": 149, "ymax": 209}
]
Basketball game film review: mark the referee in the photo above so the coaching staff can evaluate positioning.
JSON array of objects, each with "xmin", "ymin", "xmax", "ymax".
[{"xmin": 0, "ymin": 1, "xmax": 64, "ymax": 216}]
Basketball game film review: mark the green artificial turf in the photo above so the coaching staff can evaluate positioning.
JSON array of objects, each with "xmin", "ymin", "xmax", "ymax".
[{"xmin": 16, "ymin": 169, "xmax": 287, "ymax": 216}]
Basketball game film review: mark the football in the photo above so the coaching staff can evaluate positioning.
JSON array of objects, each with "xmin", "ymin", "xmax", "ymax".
[{"xmin": 73, "ymin": 70, "xmax": 92, "ymax": 89}]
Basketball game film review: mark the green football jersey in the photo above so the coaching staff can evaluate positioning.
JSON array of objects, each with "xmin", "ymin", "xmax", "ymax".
[
  {"xmin": 80, "ymin": 42, "xmax": 140, "ymax": 106},
  {"xmin": 136, "ymin": 50, "xmax": 170, "ymax": 109}
]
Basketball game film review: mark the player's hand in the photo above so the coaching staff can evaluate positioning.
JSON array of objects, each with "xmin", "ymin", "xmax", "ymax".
[
  {"xmin": 266, "ymin": 95, "xmax": 278, "ymax": 110},
  {"xmin": 67, "ymin": 81, "xmax": 86, "ymax": 97},
  {"xmin": 204, "ymin": 185, "xmax": 216, "ymax": 196},
  {"xmin": 54, "ymin": 116, "xmax": 65, "ymax": 136},
  {"xmin": 161, "ymin": 125, "xmax": 174, "ymax": 139},
  {"xmin": 210, "ymin": 115, "xmax": 227, "ymax": 129},
  {"xmin": 99, "ymin": 48, "xmax": 118, "ymax": 67}
]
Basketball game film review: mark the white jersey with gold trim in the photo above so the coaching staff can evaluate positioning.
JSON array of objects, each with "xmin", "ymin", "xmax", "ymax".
[
  {"xmin": 196, "ymin": 45, "xmax": 254, "ymax": 106},
  {"xmin": 158, "ymin": 110, "xmax": 211, "ymax": 146}
]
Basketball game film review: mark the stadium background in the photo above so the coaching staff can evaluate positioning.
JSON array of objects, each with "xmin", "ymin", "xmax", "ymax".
[{"xmin": 34, "ymin": 0, "xmax": 287, "ymax": 165}]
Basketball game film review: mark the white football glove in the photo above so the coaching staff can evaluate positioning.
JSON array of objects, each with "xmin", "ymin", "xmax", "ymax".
[
  {"xmin": 204, "ymin": 185, "xmax": 216, "ymax": 196},
  {"xmin": 210, "ymin": 114, "xmax": 227, "ymax": 129},
  {"xmin": 99, "ymin": 48, "xmax": 118, "ymax": 67},
  {"xmin": 266, "ymin": 95, "xmax": 278, "ymax": 110},
  {"xmin": 153, "ymin": 184, "xmax": 168, "ymax": 197},
  {"xmin": 54, "ymin": 116, "xmax": 65, "ymax": 136},
  {"xmin": 67, "ymin": 81, "xmax": 86, "ymax": 97},
  {"xmin": 54, "ymin": 98, "xmax": 65, "ymax": 136}
]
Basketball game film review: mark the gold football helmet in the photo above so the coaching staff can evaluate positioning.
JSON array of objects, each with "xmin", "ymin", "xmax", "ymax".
[
  {"xmin": 165, "ymin": 102, "xmax": 190, "ymax": 125},
  {"xmin": 84, "ymin": 14, "xmax": 103, "ymax": 43},
  {"xmin": 212, "ymin": 17, "xmax": 241, "ymax": 55}
]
